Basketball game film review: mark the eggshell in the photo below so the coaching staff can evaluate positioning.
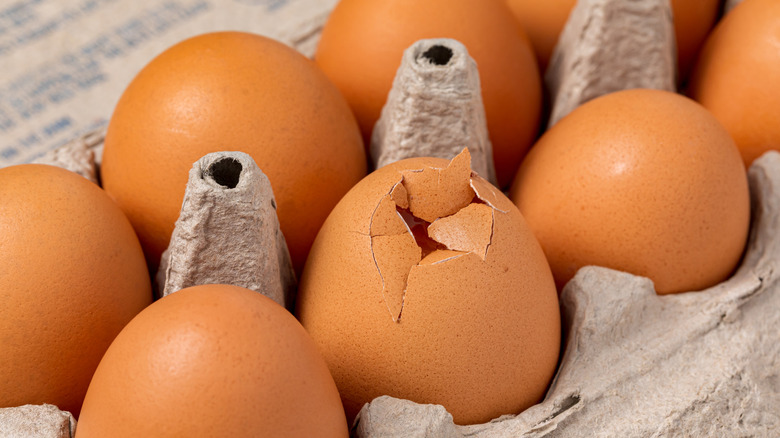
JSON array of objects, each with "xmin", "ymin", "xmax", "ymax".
[
  {"xmin": 0, "ymin": 164, "xmax": 152, "ymax": 417},
  {"xmin": 314, "ymin": 0, "xmax": 542, "ymax": 188},
  {"xmin": 505, "ymin": 0, "xmax": 576, "ymax": 72},
  {"xmin": 76, "ymin": 284, "xmax": 348, "ymax": 438},
  {"xmin": 100, "ymin": 31, "xmax": 366, "ymax": 273},
  {"xmin": 506, "ymin": 0, "xmax": 719, "ymax": 78},
  {"xmin": 688, "ymin": 0, "xmax": 780, "ymax": 167},
  {"xmin": 296, "ymin": 151, "xmax": 561, "ymax": 425},
  {"xmin": 510, "ymin": 89, "xmax": 750, "ymax": 295},
  {"xmin": 670, "ymin": 0, "xmax": 721, "ymax": 80}
]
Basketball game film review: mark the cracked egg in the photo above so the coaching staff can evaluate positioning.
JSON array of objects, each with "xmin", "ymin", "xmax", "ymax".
[{"xmin": 296, "ymin": 149, "xmax": 561, "ymax": 425}]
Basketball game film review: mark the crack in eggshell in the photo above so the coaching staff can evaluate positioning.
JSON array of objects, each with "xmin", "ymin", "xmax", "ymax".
[
  {"xmin": 370, "ymin": 194, "xmax": 410, "ymax": 237},
  {"xmin": 368, "ymin": 149, "xmax": 506, "ymax": 322},
  {"xmin": 391, "ymin": 181, "xmax": 409, "ymax": 209},
  {"xmin": 419, "ymin": 249, "xmax": 469, "ymax": 265},
  {"xmin": 469, "ymin": 176, "xmax": 508, "ymax": 213},
  {"xmin": 427, "ymin": 204, "xmax": 494, "ymax": 261},
  {"xmin": 400, "ymin": 148, "xmax": 475, "ymax": 223},
  {"xmin": 371, "ymin": 233, "xmax": 421, "ymax": 322}
]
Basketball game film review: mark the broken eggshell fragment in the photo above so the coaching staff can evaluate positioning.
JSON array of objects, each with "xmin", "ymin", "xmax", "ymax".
[
  {"xmin": 296, "ymin": 149, "xmax": 561, "ymax": 426},
  {"xmin": 156, "ymin": 151, "xmax": 296, "ymax": 310},
  {"xmin": 353, "ymin": 151, "xmax": 780, "ymax": 437},
  {"xmin": 371, "ymin": 38, "xmax": 497, "ymax": 185}
]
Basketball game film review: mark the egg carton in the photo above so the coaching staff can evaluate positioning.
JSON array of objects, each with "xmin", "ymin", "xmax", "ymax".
[
  {"xmin": 371, "ymin": 38, "xmax": 497, "ymax": 186},
  {"xmin": 352, "ymin": 156, "xmax": 780, "ymax": 436},
  {"xmin": 3, "ymin": 0, "xmax": 777, "ymax": 435},
  {"xmin": 13, "ymin": 123, "xmax": 780, "ymax": 438},
  {"xmin": 348, "ymin": 1, "xmax": 777, "ymax": 434}
]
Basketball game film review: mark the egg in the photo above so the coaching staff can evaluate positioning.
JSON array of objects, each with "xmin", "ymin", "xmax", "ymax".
[
  {"xmin": 100, "ymin": 31, "xmax": 366, "ymax": 273},
  {"xmin": 504, "ymin": 0, "xmax": 578, "ymax": 72},
  {"xmin": 0, "ymin": 164, "xmax": 152, "ymax": 416},
  {"xmin": 314, "ymin": 0, "xmax": 542, "ymax": 188},
  {"xmin": 296, "ymin": 150, "xmax": 561, "ymax": 425},
  {"xmin": 688, "ymin": 0, "xmax": 780, "ymax": 167},
  {"xmin": 510, "ymin": 89, "xmax": 750, "ymax": 294},
  {"xmin": 505, "ymin": 0, "xmax": 720, "ymax": 79},
  {"xmin": 76, "ymin": 284, "xmax": 348, "ymax": 437},
  {"xmin": 670, "ymin": 0, "xmax": 721, "ymax": 80}
]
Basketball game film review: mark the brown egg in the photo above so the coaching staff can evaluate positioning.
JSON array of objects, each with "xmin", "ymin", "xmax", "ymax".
[
  {"xmin": 296, "ymin": 150, "xmax": 561, "ymax": 425},
  {"xmin": 76, "ymin": 284, "xmax": 348, "ymax": 438},
  {"xmin": 0, "ymin": 164, "xmax": 152, "ymax": 416},
  {"xmin": 510, "ymin": 89, "xmax": 750, "ymax": 295},
  {"xmin": 505, "ymin": 0, "xmax": 576, "ymax": 72},
  {"xmin": 688, "ymin": 0, "xmax": 780, "ymax": 167},
  {"xmin": 314, "ymin": 0, "xmax": 542, "ymax": 188},
  {"xmin": 505, "ymin": 0, "xmax": 719, "ymax": 79},
  {"xmin": 100, "ymin": 31, "xmax": 366, "ymax": 273},
  {"xmin": 671, "ymin": 0, "xmax": 721, "ymax": 80}
]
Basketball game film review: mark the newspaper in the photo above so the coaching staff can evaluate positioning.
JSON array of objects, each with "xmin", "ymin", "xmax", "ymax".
[{"xmin": 0, "ymin": 0, "xmax": 336, "ymax": 167}]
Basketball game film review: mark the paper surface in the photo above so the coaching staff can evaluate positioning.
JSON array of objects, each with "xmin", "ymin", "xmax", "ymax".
[{"xmin": 0, "ymin": 0, "xmax": 336, "ymax": 167}]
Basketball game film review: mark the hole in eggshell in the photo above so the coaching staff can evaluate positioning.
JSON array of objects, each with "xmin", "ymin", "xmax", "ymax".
[
  {"xmin": 421, "ymin": 45, "xmax": 454, "ymax": 66},
  {"xmin": 397, "ymin": 208, "xmax": 445, "ymax": 259},
  {"xmin": 207, "ymin": 158, "xmax": 243, "ymax": 189},
  {"xmin": 368, "ymin": 149, "xmax": 503, "ymax": 323}
]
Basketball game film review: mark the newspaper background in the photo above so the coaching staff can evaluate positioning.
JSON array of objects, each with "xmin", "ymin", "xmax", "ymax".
[{"xmin": 0, "ymin": 0, "xmax": 336, "ymax": 167}]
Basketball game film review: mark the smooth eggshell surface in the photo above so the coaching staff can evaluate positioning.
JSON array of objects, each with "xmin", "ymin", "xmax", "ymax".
[
  {"xmin": 315, "ymin": 0, "xmax": 542, "ymax": 188},
  {"xmin": 100, "ymin": 31, "xmax": 366, "ymax": 273},
  {"xmin": 670, "ymin": 0, "xmax": 721, "ymax": 80},
  {"xmin": 76, "ymin": 284, "xmax": 348, "ymax": 438},
  {"xmin": 296, "ymin": 154, "xmax": 561, "ymax": 425},
  {"xmin": 504, "ymin": 0, "xmax": 577, "ymax": 72},
  {"xmin": 510, "ymin": 89, "xmax": 750, "ymax": 295},
  {"xmin": 0, "ymin": 164, "xmax": 152, "ymax": 417},
  {"xmin": 688, "ymin": 0, "xmax": 780, "ymax": 167}
]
